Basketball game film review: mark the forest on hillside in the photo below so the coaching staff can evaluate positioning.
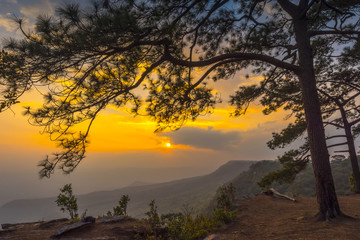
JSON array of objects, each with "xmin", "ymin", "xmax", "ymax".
[{"xmin": 230, "ymin": 157, "xmax": 360, "ymax": 199}]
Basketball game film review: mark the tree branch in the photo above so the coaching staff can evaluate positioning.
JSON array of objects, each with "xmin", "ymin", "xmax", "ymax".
[
  {"xmin": 324, "ymin": 121, "xmax": 344, "ymax": 129},
  {"xmin": 350, "ymin": 118, "xmax": 360, "ymax": 127},
  {"xmin": 128, "ymin": 57, "xmax": 166, "ymax": 91},
  {"xmin": 326, "ymin": 135, "xmax": 346, "ymax": 140},
  {"xmin": 334, "ymin": 150, "xmax": 349, "ymax": 153},
  {"xmin": 300, "ymin": 0, "xmax": 319, "ymax": 17},
  {"xmin": 186, "ymin": 59, "xmax": 240, "ymax": 94},
  {"xmin": 164, "ymin": 51, "xmax": 300, "ymax": 73},
  {"xmin": 277, "ymin": 0, "xmax": 299, "ymax": 16},
  {"xmin": 327, "ymin": 142, "xmax": 348, "ymax": 148},
  {"xmin": 309, "ymin": 30, "xmax": 360, "ymax": 37}
]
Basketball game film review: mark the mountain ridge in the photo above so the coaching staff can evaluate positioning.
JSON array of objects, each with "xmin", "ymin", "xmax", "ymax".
[{"xmin": 0, "ymin": 160, "xmax": 254, "ymax": 224}]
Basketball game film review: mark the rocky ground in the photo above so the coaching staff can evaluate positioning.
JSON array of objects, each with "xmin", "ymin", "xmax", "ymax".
[
  {"xmin": 0, "ymin": 216, "xmax": 148, "ymax": 240},
  {"xmin": 1, "ymin": 194, "xmax": 360, "ymax": 240}
]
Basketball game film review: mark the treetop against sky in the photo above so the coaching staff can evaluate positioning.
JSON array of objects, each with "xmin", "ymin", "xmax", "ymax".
[
  {"xmin": 0, "ymin": 1, "xmax": 359, "ymax": 165},
  {"xmin": 0, "ymin": 0, "xmax": 291, "ymax": 169}
]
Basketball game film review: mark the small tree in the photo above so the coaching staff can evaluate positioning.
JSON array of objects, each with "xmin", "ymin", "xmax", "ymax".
[
  {"xmin": 216, "ymin": 183, "xmax": 236, "ymax": 212},
  {"xmin": 55, "ymin": 183, "xmax": 78, "ymax": 220},
  {"xmin": 113, "ymin": 194, "xmax": 130, "ymax": 216}
]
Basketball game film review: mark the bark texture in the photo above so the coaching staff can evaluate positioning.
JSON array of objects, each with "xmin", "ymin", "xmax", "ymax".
[
  {"xmin": 294, "ymin": 17, "xmax": 341, "ymax": 219},
  {"xmin": 343, "ymin": 121, "xmax": 360, "ymax": 193}
]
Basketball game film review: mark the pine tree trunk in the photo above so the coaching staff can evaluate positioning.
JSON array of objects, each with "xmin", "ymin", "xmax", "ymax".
[
  {"xmin": 343, "ymin": 122, "xmax": 360, "ymax": 193},
  {"xmin": 294, "ymin": 18, "xmax": 341, "ymax": 220}
]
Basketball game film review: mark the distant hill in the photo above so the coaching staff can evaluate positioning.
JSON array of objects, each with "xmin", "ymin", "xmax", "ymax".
[
  {"xmin": 230, "ymin": 157, "xmax": 360, "ymax": 199},
  {"xmin": 0, "ymin": 160, "xmax": 253, "ymax": 224}
]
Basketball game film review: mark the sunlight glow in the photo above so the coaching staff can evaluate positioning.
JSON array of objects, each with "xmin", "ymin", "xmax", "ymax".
[{"xmin": 166, "ymin": 142, "xmax": 171, "ymax": 148}]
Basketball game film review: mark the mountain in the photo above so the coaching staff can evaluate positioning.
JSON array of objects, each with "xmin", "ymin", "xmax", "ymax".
[{"xmin": 0, "ymin": 160, "xmax": 253, "ymax": 224}]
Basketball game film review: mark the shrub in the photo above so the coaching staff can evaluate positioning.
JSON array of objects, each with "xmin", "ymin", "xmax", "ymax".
[
  {"xmin": 349, "ymin": 172, "xmax": 356, "ymax": 193},
  {"xmin": 213, "ymin": 183, "xmax": 236, "ymax": 224},
  {"xmin": 216, "ymin": 183, "xmax": 235, "ymax": 211},
  {"xmin": 145, "ymin": 200, "xmax": 161, "ymax": 230},
  {"xmin": 212, "ymin": 208, "xmax": 234, "ymax": 224},
  {"xmin": 143, "ymin": 185, "xmax": 237, "ymax": 239},
  {"xmin": 161, "ymin": 211, "xmax": 214, "ymax": 240},
  {"xmin": 161, "ymin": 213, "xmax": 185, "ymax": 239}
]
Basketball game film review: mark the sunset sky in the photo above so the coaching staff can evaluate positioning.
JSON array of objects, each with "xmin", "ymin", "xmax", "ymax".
[{"xmin": 0, "ymin": 0, "xmax": 299, "ymax": 205}]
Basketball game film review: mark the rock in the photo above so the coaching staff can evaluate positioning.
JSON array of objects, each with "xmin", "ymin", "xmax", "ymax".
[
  {"xmin": 0, "ymin": 228, "xmax": 16, "ymax": 234},
  {"xmin": 97, "ymin": 215, "xmax": 125, "ymax": 224},
  {"xmin": 1, "ymin": 223, "xmax": 24, "ymax": 230},
  {"xmin": 2, "ymin": 221, "xmax": 43, "ymax": 230},
  {"xmin": 204, "ymin": 234, "xmax": 220, "ymax": 240},
  {"xmin": 83, "ymin": 216, "xmax": 96, "ymax": 223},
  {"xmin": 39, "ymin": 218, "xmax": 68, "ymax": 229},
  {"xmin": 52, "ymin": 221, "xmax": 92, "ymax": 237}
]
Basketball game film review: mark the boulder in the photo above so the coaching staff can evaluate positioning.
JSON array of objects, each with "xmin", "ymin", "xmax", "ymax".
[
  {"xmin": 39, "ymin": 218, "xmax": 68, "ymax": 229},
  {"xmin": 97, "ymin": 215, "xmax": 125, "ymax": 224},
  {"xmin": 83, "ymin": 216, "xmax": 96, "ymax": 223},
  {"xmin": 52, "ymin": 221, "xmax": 92, "ymax": 237}
]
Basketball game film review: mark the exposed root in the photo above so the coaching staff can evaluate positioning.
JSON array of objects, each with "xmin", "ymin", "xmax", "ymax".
[{"xmin": 314, "ymin": 211, "xmax": 357, "ymax": 222}]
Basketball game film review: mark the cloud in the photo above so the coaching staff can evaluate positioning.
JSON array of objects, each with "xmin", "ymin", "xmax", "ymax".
[
  {"xmin": 17, "ymin": 0, "xmax": 56, "ymax": 19},
  {"xmin": 0, "ymin": 0, "xmax": 84, "ymax": 22},
  {"xmin": 0, "ymin": 13, "xmax": 16, "ymax": 32},
  {"xmin": 6, "ymin": 0, "xmax": 18, "ymax": 3},
  {"xmin": 160, "ymin": 127, "xmax": 242, "ymax": 151}
]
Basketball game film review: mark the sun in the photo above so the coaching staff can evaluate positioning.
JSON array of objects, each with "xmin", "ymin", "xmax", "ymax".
[{"xmin": 166, "ymin": 142, "xmax": 171, "ymax": 148}]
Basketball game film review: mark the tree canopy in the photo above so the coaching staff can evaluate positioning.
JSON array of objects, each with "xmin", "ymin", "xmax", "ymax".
[{"xmin": 1, "ymin": 0, "xmax": 360, "ymax": 220}]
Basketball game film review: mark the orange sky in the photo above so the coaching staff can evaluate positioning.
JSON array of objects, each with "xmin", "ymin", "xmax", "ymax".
[
  {"xmin": 0, "ymin": 82, "xmax": 293, "ymax": 205},
  {"xmin": 0, "ymin": 86, "xmax": 291, "ymax": 154}
]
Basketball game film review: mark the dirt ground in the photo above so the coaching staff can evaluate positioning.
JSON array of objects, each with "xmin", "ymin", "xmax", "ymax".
[
  {"xmin": 214, "ymin": 194, "xmax": 360, "ymax": 240},
  {"xmin": 1, "ymin": 195, "xmax": 360, "ymax": 240}
]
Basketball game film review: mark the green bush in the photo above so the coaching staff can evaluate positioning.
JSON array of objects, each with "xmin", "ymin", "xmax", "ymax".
[
  {"xmin": 211, "ymin": 183, "xmax": 236, "ymax": 224},
  {"xmin": 145, "ymin": 200, "xmax": 161, "ymax": 230},
  {"xmin": 143, "ymin": 185, "xmax": 238, "ymax": 239},
  {"xmin": 212, "ymin": 208, "xmax": 234, "ymax": 224},
  {"xmin": 216, "ymin": 183, "xmax": 235, "ymax": 211},
  {"xmin": 349, "ymin": 172, "xmax": 356, "ymax": 193},
  {"xmin": 161, "ymin": 212, "xmax": 214, "ymax": 240}
]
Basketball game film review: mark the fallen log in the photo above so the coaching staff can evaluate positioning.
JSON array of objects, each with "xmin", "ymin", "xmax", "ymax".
[{"xmin": 263, "ymin": 188, "xmax": 296, "ymax": 202}]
